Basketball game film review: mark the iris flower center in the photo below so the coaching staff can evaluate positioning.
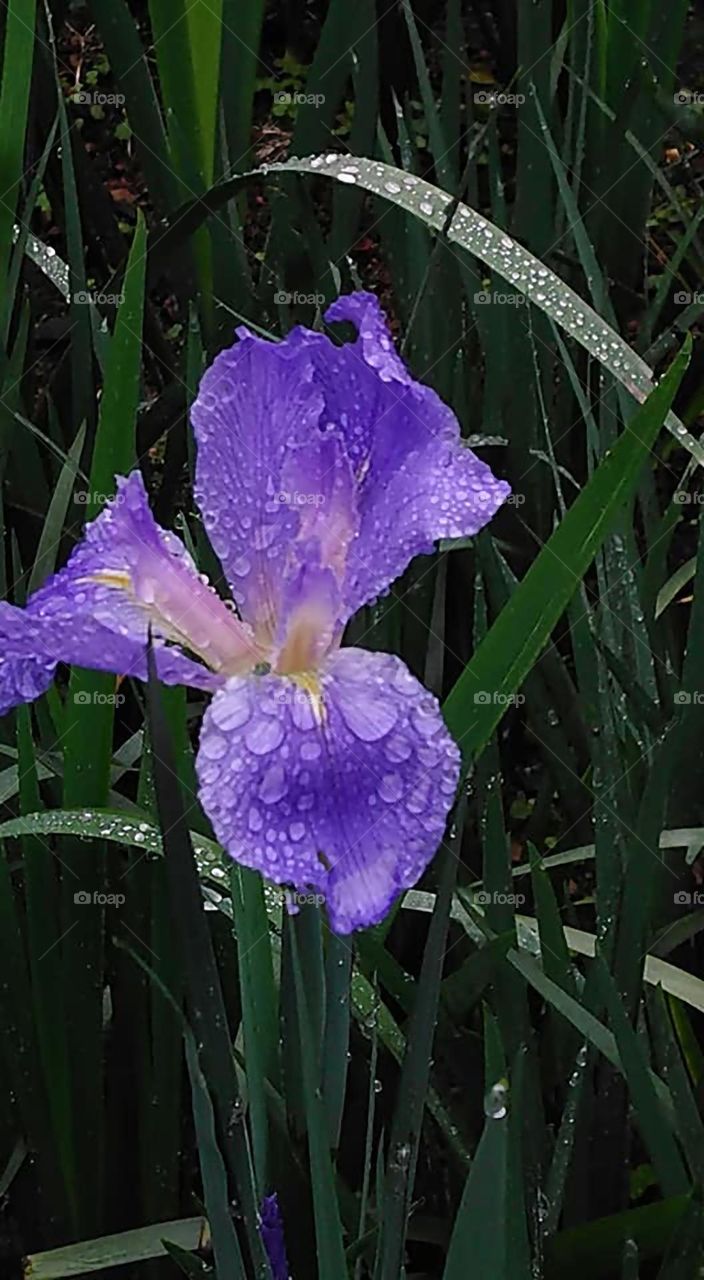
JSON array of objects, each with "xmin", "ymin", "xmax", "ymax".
[{"xmin": 85, "ymin": 564, "xmax": 264, "ymax": 676}]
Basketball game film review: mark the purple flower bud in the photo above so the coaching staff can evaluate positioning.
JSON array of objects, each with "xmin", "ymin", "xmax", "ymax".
[{"xmin": 260, "ymin": 1192, "xmax": 290, "ymax": 1279}]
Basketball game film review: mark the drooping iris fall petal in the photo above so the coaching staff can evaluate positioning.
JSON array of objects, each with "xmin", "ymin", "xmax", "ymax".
[{"xmin": 196, "ymin": 649, "xmax": 460, "ymax": 934}]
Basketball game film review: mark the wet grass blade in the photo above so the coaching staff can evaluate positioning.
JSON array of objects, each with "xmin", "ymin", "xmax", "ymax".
[
  {"xmin": 322, "ymin": 932, "xmax": 352, "ymax": 1152},
  {"xmin": 114, "ymin": 940, "xmax": 246, "ymax": 1279},
  {"xmin": 88, "ymin": 0, "xmax": 177, "ymax": 213},
  {"xmin": 24, "ymin": 1218, "xmax": 207, "ymax": 1278},
  {"xmin": 16, "ymin": 705, "xmax": 76, "ymax": 1227},
  {"xmin": 443, "ymin": 1113, "xmax": 512, "ymax": 1280},
  {"xmin": 647, "ymin": 985, "xmax": 704, "ymax": 1185},
  {"xmin": 444, "ymin": 1050, "xmax": 530, "ymax": 1280},
  {"xmin": 28, "ymin": 423, "xmax": 85, "ymax": 594},
  {"xmin": 87, "ymin": 211, "xmax": 145, "ymax": 516},
  {"xmin": 230, "ymin": 864, "xmax": 279, "ymax": 1194},
  {"xmin": 590, "ymin": 958, "xmax": 689, "ymax": 1197},
  {"xmin": 58, "ymin": 208, "xmax": 148, "ymax": 1233},
  {"xmin": 145, "ymin": 647, "xmax": 268, "ymax": 1274},
  {"xmin": 443, "ymin": 340, "xmax": 691, "ymax": 760},
  {"xmin": 0, "ymin": 0, "xmax": 37, "ymax": 289},
  {"xmin": 288, "ymin": 915, "xmax": 348, "ymax": 1276},
  {"xmin": 220, "ymin": 0, "xmax": 265, "ymax": 168},
  {"xmin": 184, "ymin": 0, "xmax": 223, "ymax": 187},
  {"xmin": 151, "ymin": 157, "xmax": 704, "ymax": 464},
  {"xmin": 375, "ymin": 804, "xmax": 464, "ymax": 1280}
]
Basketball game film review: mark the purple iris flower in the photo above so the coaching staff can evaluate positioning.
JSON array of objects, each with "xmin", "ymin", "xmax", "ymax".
[
  {"xmin": 259, "ymin": 1192, "xmax": 290, "ymax": 1279},
  {"xmin": 0, "ymin": 293, "xmax": 509, "ymax": 933}
]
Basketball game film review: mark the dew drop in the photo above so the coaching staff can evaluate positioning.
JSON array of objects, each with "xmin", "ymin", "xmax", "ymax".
[
  {"xmin": 244, "ymin": 716, "xmax": 284, "ymax": 755},
  {"xmin": 378, "ymin": 773, "xmax": 404, "ymax": 803},
  {"xmin": 484, "ymin": 1079, "xmax": 509, "ymax": 1119},
  {"xmin": 259, "ymin": 763, "xmax": 287, "ymax": 804}
]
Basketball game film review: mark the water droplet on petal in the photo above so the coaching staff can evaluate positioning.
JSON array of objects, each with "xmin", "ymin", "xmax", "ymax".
[
  {"xmin": 211, "ymin": 687, "xmax": 251, "ymax": 731},
  {"xmin": 379, "ymin": 773, "xmax": 403, "ymax": 803},
  {"xmin": 259, "ymin": 763, "xmax": 287, "ymax": 804},
  {"xmin": 245, "ymin": 716, "xmax": 284, "ymax": 755},
  {"xmin": 201, "ymin": 732, "xmax": 228, "ymax": 760}
]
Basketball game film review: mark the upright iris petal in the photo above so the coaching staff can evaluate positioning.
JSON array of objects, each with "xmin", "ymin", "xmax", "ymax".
[{"xmin": 0, "ymin": 292, "xmax": 509, "ymax": 933}]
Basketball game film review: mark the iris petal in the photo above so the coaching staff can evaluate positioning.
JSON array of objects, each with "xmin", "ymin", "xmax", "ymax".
[
  {"xmin": 0, "ymin": 472, "xmax": 260, "ymax": 713},
  {"xmin": 191, "ymin": 293, "xmax": 509, "ymax": 633},
  {"xmin": 195, "ymin": 648, "xmax": 460, "ymax": 934},
  {"xmin": 191, "ymin": 330, "xmax": 326, "ymax": 638},
  {"xmin": 309, "ymin": 293, "xmax": 512, "ymax": 616},
  {"xmin": 0, "ymin": 604, "xmax": 57, "ymax": 713}
]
